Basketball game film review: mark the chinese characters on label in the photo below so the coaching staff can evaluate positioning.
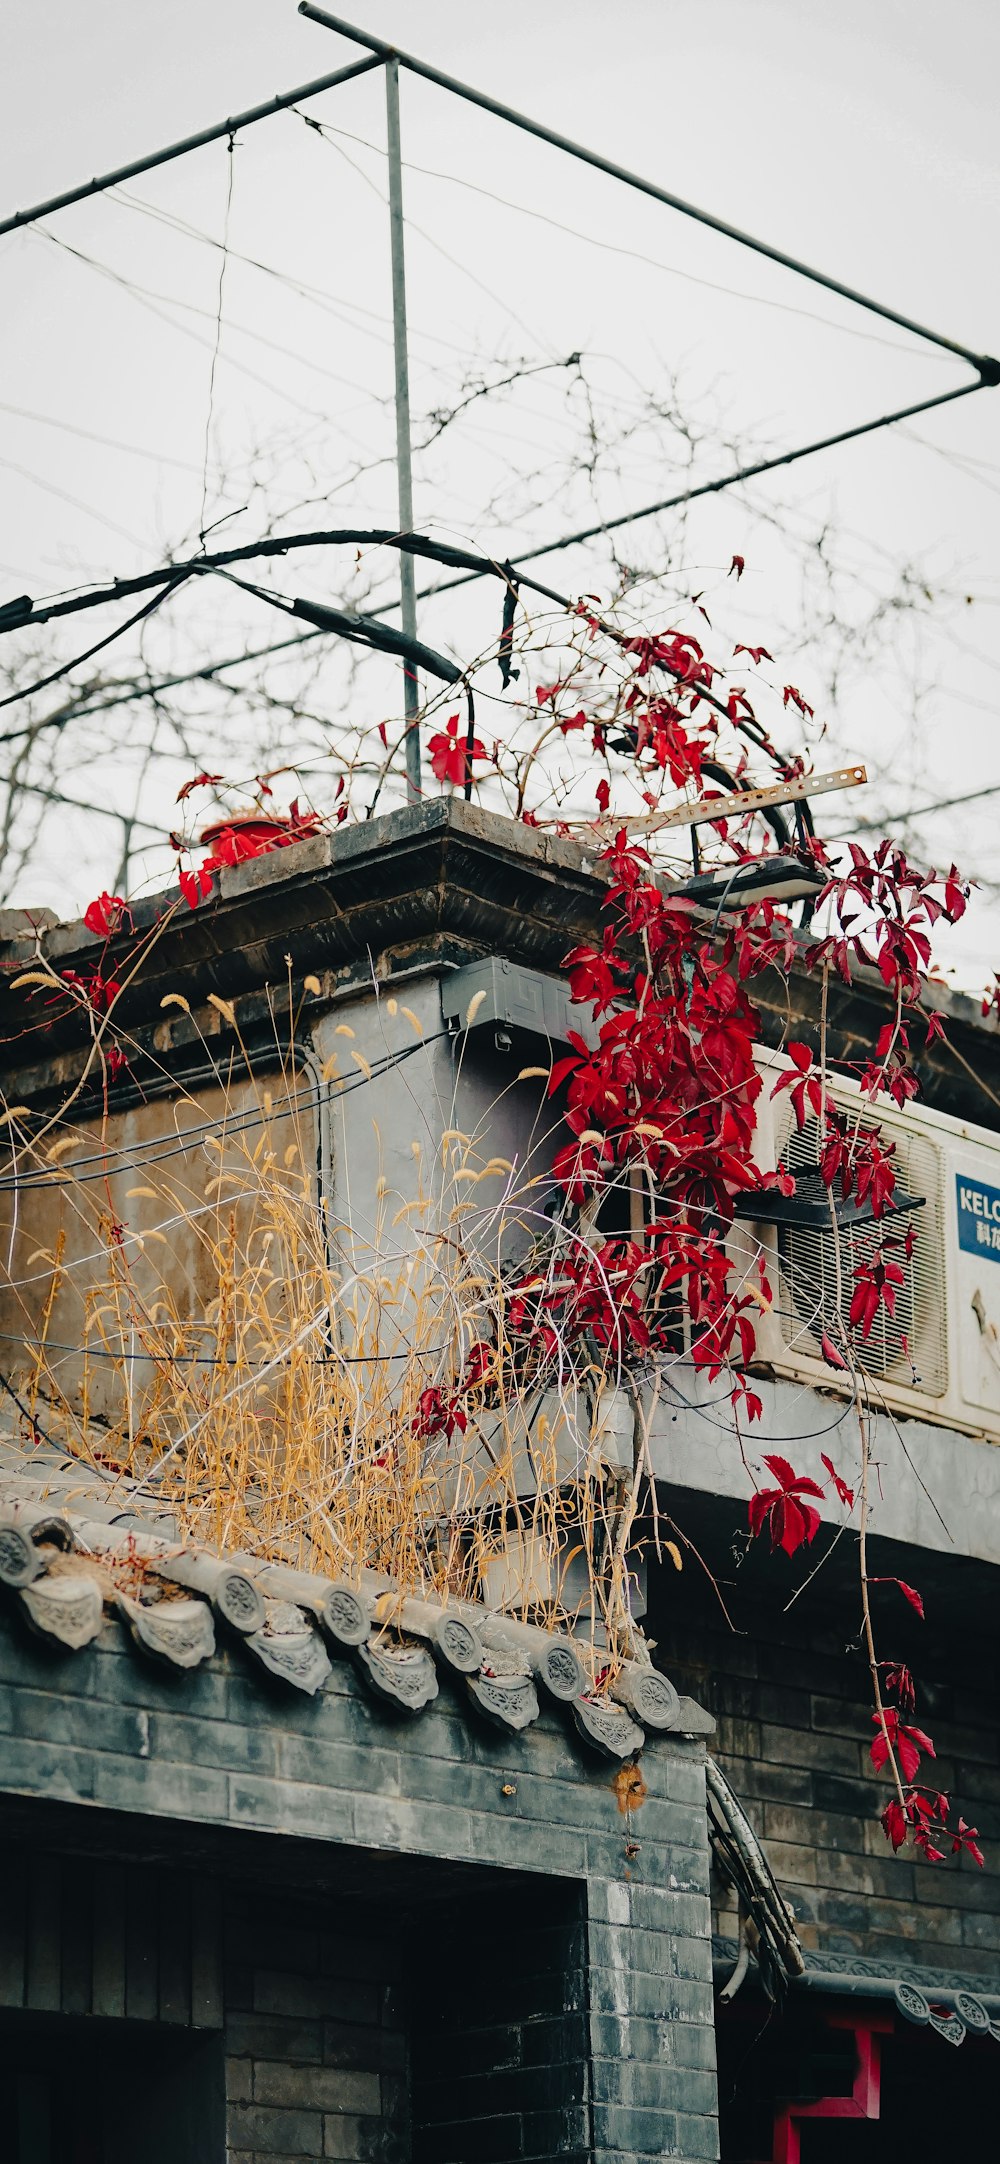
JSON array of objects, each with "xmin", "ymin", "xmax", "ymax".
[{"xmin": 956, "ymin": 1174, "xmax": 1000, "ymax": 1263}]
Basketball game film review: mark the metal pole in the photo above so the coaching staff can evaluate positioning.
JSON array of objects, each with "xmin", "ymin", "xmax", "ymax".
[
  {"xmin": 300, "ymin": 4, "xmax": 998, "ymax": 379},
  {"xmin": 385, "ymin": 58, "xmax": 421, "ymax": 797},
  {"xmin": 0, "ymin": 56, "xmax": 383, "ymax": 241}
]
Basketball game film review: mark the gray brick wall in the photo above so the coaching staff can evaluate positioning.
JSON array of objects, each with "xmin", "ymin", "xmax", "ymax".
[
  {"xmin": 223, "ymin": 1884, "xmax": 407, "ymax": 2163},
  {"xmin": 413, "ymin": 1882, "xmax": 588, "ymax": 2164},
  {"xmin": 0, "ymin": 1605, "xmax": 720, "ymax": 2163},
  {"xmin": 651, "ymin": 1579, "xmax": 1000, "ymax": 1981}
]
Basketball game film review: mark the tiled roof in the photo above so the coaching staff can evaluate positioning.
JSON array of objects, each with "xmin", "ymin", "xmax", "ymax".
[
  {"xmin": 0, "ymin": 1432, "xmax": 710, "ymax": 1763},
  {"xmin": 713, "ymin": 1936, "xmax": 1000, "ymax": 2042}
]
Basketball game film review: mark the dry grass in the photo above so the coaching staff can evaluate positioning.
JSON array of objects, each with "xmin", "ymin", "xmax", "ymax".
[{"xmin": 0, "ymin": 1023, "xmax": 648, "ymax": 1665}]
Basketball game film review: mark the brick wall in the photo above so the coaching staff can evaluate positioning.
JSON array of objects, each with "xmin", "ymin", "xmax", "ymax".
[
  {"xmin": 413, "ymin": 1881, "xmax": 588, "ymax": 2164},
  {"xmin": 650, "ymin": 1572, "xmax": 1000, "ymax": 1981},
  {"xmin": 224, "ymin": 1881, "xmax": 408, "ymax": 2164},
  {"xmin": 0, "ymin": 1605, "xmax": 722, "ymax": 2163}
]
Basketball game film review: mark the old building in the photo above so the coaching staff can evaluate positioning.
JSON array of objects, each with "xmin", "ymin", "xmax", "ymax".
[{"xmin": 0, "ymin": 799, "xmax": 997, "ymax": 2161}]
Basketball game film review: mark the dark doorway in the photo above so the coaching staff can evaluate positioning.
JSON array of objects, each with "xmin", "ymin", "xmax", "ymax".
[{"xmin": 2, "ymin": 2015, "xmax": 224, "ymax": 2164}]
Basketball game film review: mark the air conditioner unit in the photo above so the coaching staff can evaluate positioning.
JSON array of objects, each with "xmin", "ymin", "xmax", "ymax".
[{"xmin": 735, "ymin": 1049, "xmax": 1000, "ymax": 1444}]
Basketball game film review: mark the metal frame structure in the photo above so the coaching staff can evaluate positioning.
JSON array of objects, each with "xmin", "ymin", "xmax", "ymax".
[{"xmin": 0, "ymin": 5, "xmax": 996, "ymax": 789}]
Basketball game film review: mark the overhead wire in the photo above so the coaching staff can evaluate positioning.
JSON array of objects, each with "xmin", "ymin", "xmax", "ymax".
[
  {"xmin": 107, "ymin": 183, "xmax": 478, "ymax": 366},
  {"xmin": 33, "ymin": 224, "xmax": 382, "ymax": 403},
  {"xmin": 295, "ymin": 106, "xmax": 553, "ymax": 354},
  {"xmin": 0, "ymin": 399, "xmax": 203, "ymax": 475},
  {"xmin": 298, "ymin": 2, "xmax": 996, "ymax": 372},
  {"xmin": 0, "ymin": 10, "xmax": 994, "ymax": 896},
  {"xmin": 0, "ymin": 453, "xmax": 152, "ymax": 551},
  {"xmin": 297, "ymin": 110, "xmax": 956, "ymax": 368},
  {"xmin": 199, "ymin": 131, "xmax": 236, "ymax": 543},
  {"xmin": 0, "ymin": 1031, "xmax": 447, "ymax": 1192},
  {"xmin": 0, "ymin": 578, "xmax": 190, "ymax": 716},
  {"xmin": 34, "ymin": 225, "xmax": 346, "ymax": 422},
  {"xmin": 0, "ymin": 1329, "xmax": 440, "ymax": 1367}
]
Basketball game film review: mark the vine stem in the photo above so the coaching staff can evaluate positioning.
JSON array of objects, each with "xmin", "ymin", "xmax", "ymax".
[
  {"xmin": 857, "ymin": 1408, "xmax": 906, "ymax": 1813},
  {"xmin": 817, "ymin": 960, "xmax": 906, "ymax": 1814}
]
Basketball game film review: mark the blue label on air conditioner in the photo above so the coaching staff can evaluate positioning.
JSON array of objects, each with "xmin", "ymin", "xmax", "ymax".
[{"xmin": 956, "ymin": 1173, "xmax": 1000, "ymax": 1260}]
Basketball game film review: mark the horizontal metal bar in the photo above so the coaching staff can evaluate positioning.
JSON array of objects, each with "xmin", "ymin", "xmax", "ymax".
[
  {"xmin": 606, "ymin": 764, "xmax": 867, "ymax": 836},
  {"xmin": 300, "ymin": 5, "xmax": 999, "ymax": 375},
  {"xmin": 0, "ymin": 53, "xmax": 383, "ymax": 240}
]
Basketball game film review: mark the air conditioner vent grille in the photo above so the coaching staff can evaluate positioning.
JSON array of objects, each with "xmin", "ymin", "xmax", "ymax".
[{"xmin": 775, "ymin": 1099, "xmax": 948, "ymax": 1398}]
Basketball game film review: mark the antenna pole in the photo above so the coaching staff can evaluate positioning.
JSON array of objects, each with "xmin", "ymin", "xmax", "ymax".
[{"xmin": 385, "ymin": 57, "xmax": 421, "ymax": 798}]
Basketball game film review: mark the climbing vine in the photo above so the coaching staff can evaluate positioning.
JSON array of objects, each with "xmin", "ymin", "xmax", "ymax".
[{"xmin": 5, "ymin": 566, "xmax": 982, "ymax": 1869}]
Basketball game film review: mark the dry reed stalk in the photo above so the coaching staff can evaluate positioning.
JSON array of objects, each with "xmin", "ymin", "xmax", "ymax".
[{"xmin": 0, "ymin": 1040, "xmax": 651, "ymax": 1664}]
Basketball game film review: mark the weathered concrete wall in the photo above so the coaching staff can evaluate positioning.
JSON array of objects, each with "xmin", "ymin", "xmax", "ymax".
[
  {"xmin": 0, "ymin": 1602, "xmax": 721, "ymax": 2162},
  {"xmin": 612, "ymin": 1373, "xmax": 1000, "ymax": 1572},
  {"xmin": 0, "ymin": 1072, "xmax": 314, "ymax": 1426}
]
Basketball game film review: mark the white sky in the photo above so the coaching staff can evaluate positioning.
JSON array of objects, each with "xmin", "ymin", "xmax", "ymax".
[{"xmin": 1, "ymin": 1, "xmax": 998, "ymax": 982}]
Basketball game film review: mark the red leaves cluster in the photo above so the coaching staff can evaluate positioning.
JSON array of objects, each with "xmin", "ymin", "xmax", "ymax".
[
  {"xmin": 179, "ymin": 865, "xmax": 214, "ymax": 910},
  {"xmin": 410, "ymin": 1340, "xmax": 494, "ymax": 1446},
  {"xmin": 61, "ymin": 967, "xmax": 122, "ymax": 1018},
  {"xmin": 411, "ymin": 1385, "xmax": 467, "ymax": 1443},
  {"xmin": 620, "ymin": 630, "xmax": 713, "ymax": 690},
  {"xmin": 506, "ymin": 1237, "xmax": 653, "ymax": 1361},
  {"xmin": 881, "ymin": 1787, "xmax": 983, "ymax": 1868},
  {"xmin": 884, "ymin": 1662, "xmax": 916, "ymax": 1711},
  {"xmin": 772, "ymin": 1040, "xmax": 824, "ymax": 1128},
  {"xmin": 83, "ymin": 892, "xmax": 131, "ymax": 939},
  {"xmin": 870, "ymin": 1599, "xmax": 982, "ymax": 1865},
  {"xmin": 60, "ymin": 966, "xmax": 128, "ymax": 1073},
  {"xmin": 746, "ymin": 1451, "xmax": 853, "ymax": 1554},
  {"xmin": 428, "ymin": 715, "xmax": 486, "ymax": 788},
  {"xmin": 748, "ymin": 1454, "xmax": 823, "ymax": 1555},
  {"xmin": 536, "ymin": 834, "xmax": 797, "ymax": 1389},
  {"xmin": 880, "ymin": 1787, "xmax": 984, "ymax": 1866},
  {"xmin": 808, "ymin": 840, "xmax": 967, "ymax": 1008},
  {"xmin": 849, "ymin": 1247, "xmax": 905, "ymax": 1339},
  {"xmin": 871, "ymin": 1708, "xmax": 936, "ymax": 1784},
  {"xmin": 820, "ymin": 1452, "xmax": 854, "ymax": 1508}
]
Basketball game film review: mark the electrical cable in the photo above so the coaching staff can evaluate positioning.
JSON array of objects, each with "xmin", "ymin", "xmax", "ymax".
[
  {"xmin": 300, "ymin": 104, "xmax": 551, "ymax": 354},
  {"xmin": 35, "ymin": 223, "xmax": 382, "ymax": 403},
  {"xmin": 296, "ymin": 111, "xmax": 952, "ymax": 368},
  {"xmin": 8, "ymin": 630, "xmax": 327, "ymax": 739},
  {"xmin": 416, "ymin": 382, "xmax": 989, "ymax": 588},
  {"xmin": 6, "ymin": 368, "xmax": 971, "ymax": 664},
  {"xmin": 208, "ymin": 562, "xmax": 462, "ymax": 683},
  {"xmin": 200, "ymin": 131, "xmax": 236, "ymax": 544},
  {"xmin": 827, "ymin": 777, "xmax": 1000, "ymax": 837},
  {"xmin": 35, "ymin": 225, "xmax": 340, "ymax": 424},
  {"xmin": 0, "ymin": 577, "xmax": 189, "ymax": 715},
  {"xmin": 106, "ymin": 184, "xmax": 474, "ymax": 365},
  {"xmin": 0, "ymin": 514, "xmax": 899, "ymax": 778},
  {"xmin": 0, "ymin": 453, "xmax": 155, "ymax": 550},
  {"xmin": 0, "ymin": 1031, "xmax": 447, "ymax": 1192},
  {"xmin": 0, "ymin": 397, "xmax": 203, "ymax": 474},
  {"xmin": 0, "ymin": 527, "xmax": 525, "ymax": 637},
  {"xmin": 0, "ymin": 1329, "xmax": 443, "ymax": 1368},
  {"xmin": 0, "ymin": 1368, "xmax": 68, "ymax": 1455}
]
